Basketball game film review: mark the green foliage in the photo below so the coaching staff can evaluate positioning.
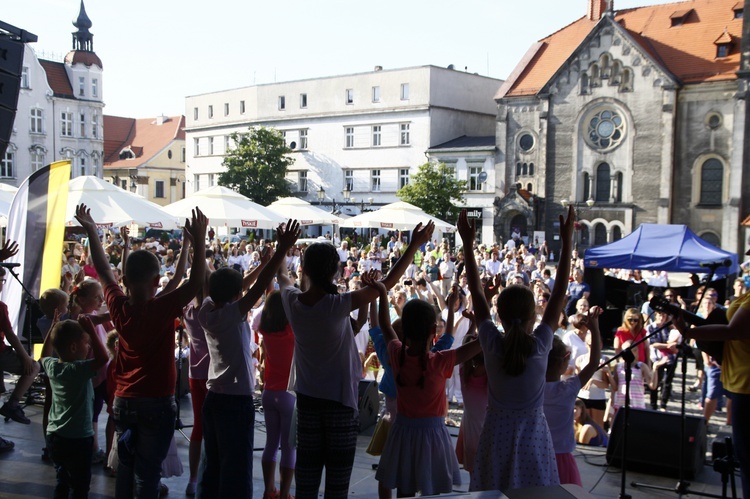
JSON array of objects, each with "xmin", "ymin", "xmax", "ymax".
[
  {"xmin": 396, "ymin": 162, "xmax": 467, "ymax": 222},
  {"xmin": 218, "ymin": 126, "xmax": 294, "ymax": 206}
]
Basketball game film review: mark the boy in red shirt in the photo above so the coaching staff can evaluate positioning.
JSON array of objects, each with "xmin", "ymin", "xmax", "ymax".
[{"xmin": 75, "ymin": 204, "xmax": 207, "ymax": 499}]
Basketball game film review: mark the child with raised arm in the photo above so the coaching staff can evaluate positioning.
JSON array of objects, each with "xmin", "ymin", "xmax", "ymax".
[
  {"xmin": 544, "ymin": 306, "xmax": 603, "ymax": 485},
  {"xmin": 197, "ymin": 220, "xmax": 300, "ymax": 499},
  {"xmin": 74, "ymin": 204, "xmax": 208, "ymax": 499},
  {"xmin": 460, "ymin": 207, "xmax": 576, "ymax": 492},
  {"xmin": 41, "ymin": 315, "xmax": 109, "ymax": 498},
  {"xmin": 365, "ymin": 274, "xmax": 482, "ymax": 496},
  {"xmin": 278, "ymin": 221, "xmax": 434, "ymax": 498}
]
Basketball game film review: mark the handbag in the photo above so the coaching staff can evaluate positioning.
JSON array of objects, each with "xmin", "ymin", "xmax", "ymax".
[{"xmin": 365, "ymin": 416, "xmax": 391, "ymax": 456}]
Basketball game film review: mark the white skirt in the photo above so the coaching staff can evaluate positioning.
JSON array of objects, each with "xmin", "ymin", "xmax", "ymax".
[
  {"xmin": 470, "ymin": 405, "xmax": 559, "ymax": 492},
  {"xmin": 375, "ymin": 415, "xmax": 461, "ymax": 496}
]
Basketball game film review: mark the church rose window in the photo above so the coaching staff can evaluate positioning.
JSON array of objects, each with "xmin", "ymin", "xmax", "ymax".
[{"xmin": 586, "ymin": 109, "xmax": 625, "ymax": 151}]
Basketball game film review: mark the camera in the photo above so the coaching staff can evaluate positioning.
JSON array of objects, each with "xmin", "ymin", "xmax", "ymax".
[{"xmin": 404, "ymin": 279, "xmax": 413, "ymax": 286}]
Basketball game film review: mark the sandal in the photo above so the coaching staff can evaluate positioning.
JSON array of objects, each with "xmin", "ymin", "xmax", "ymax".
[
  {"xmin": 0, "ymin": 437, "xmax": 15, "ymax": 453},
  {"xmin": 263, "ymin": 490, "xmax": 280, "ymax": 499}
]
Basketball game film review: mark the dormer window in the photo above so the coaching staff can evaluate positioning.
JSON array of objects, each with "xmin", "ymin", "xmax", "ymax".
[
  {"xmin": 733, "ymin": 2, "xmax": 744, "ymax": 19},
  {"xmin": 670, "ymin": 9, "xmax": 693, "ymax": 27},
  {"xmin": 119, "ymin": 148, "xmax": 135, "ymax": 160},
  {"xmin": 714, "ymin": 29, "xmax": 734, "ymax": 58}
]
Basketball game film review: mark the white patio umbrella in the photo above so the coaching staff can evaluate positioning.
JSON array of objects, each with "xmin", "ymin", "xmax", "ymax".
[
  {"xmin": 0, "ymin": 183, "xmax": 18, "ymax": 227},
  {"xmin": 266, "ymin": 197, "xmax": 343, "ymax": 226},
  {"xmin": 65, "ymin": 176, "xmax": 180, "ymax": 229},
  {"xmin": 340, "ymin": 201, "xmax": 455, "ymax": 231},
  {"xmin": 163, "ymin": 185, "xmax": 284, "ymax": 229}
]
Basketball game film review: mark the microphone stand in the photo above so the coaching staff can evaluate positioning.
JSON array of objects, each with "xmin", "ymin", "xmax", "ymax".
[
  {"xmin": 5, "ymin": 265, "xmax": 43, "ymax": 407},
  {"xmin": 599, "ymin": 319, "xmax": 673, "ymax": 499},
  {"xmin": 632, "ymin": 265, "xmax": 731, "ymax": 498}
]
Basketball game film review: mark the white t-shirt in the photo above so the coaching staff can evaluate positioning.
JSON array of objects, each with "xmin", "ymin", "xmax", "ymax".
[
  {"xmin": 562, "ymin": 331, "xmax": 589, "ymax": 371},
  {"xmin": 281, "ymin": 287, "xmax": 361, "ymax": 410},
  {"xmin": 198, "ymin": 298, "xmax": 255, "ymax": 396},
  {"xmin": 544, "ymin": 376, "xmax": 582, "ymax": 454}
]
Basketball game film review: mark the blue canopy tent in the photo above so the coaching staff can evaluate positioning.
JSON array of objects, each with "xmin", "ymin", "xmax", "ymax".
[{"xmin": 584, "ymin": 224, "xmax": 739, "ymax": 276}]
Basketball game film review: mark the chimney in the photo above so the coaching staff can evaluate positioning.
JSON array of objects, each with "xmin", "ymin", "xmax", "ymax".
[{"xmin": 587, "ymin": 0, "xmax": 608, "ymax": 21}]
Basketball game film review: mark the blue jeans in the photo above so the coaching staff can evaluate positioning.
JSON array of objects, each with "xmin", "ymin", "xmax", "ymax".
[
  {"xmin": 113, "ymin": 396, "xmax": 176, "ymax": 499},
  {"xmin": 197, "ymin": 391, "xmax": 255, "ymax": 499},
  {"xmin": 47, "ymin": 433, "xmax": 94, "ymax": 499},
  {"xmin": 727, "ymin": 391, "xmax": 750, "ymax": 498}
]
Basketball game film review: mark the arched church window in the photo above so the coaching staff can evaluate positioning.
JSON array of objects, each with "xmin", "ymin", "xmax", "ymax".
[
  {"xmin": 596, "ymin": 163, "xmax": 611, "ymax": 202},
  {"xmin": 699, "ymin": 158, "xmax": 723, "ymax": 206}
]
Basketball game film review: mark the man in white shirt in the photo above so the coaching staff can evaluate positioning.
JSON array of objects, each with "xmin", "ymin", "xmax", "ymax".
[
  {"xmin": 485, "ymin": 252, "xmax": 502, "ymax": 277},
  {"xmin": 337, "ymin": 241, "xmax": 349, "ymax": 272}
]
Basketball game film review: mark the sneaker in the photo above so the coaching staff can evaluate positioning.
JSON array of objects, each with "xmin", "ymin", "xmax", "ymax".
[
  {"xmin": 159, "ymin": 481, "xmax": 169, "ymax": 497},
  {"xmin": 0, "ymin": 437, "xmax": 14, "ymax": 453},
  {"xmin": 0, "ymin": 402, "xmax": 30, "ymax": 424},
  {"xmin": 185, "ymin": 482, "xmax": 197, "ymax": 497},
  {"xmin": 41, "ymin": 447, "xmax": 52, "ymax": 462},
  {"xmin": 92, "ymin": 448, "xmax": 106, "ymax": 464}
]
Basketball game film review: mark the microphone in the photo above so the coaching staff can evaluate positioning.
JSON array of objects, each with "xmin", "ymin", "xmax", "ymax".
[
  {"xmin": 699, "ymin": 259, "xmax": 731, "ymax": 268},
  {"xmin": 0, "ymin": 262, "xmax": 20, "ymax": 269}
]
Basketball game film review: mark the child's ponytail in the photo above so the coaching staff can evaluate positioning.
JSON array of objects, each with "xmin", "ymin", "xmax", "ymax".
[
  {"xmin": 502, "ymin": 320, "xmax": 535, "ymax": 376},
  {"xmin": 497, "ymin": 285, "xmax": 537, "ymax": 377}
]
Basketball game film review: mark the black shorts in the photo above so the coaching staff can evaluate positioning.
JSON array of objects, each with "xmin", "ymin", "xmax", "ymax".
[{"xmin": 580, "ymin": 397, "xmax": 607, "ymax": 411}]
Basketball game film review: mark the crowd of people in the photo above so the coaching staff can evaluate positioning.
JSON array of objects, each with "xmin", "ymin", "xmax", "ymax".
[{"xmin": 0, "ymin": 203, "xmax": 747, "ymax": 498}]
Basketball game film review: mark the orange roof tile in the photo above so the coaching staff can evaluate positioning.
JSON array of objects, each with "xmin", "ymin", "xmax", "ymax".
[
  {"xmin": 103, "ymin": 115, "xmax": 185, "ymax": 169},
  {"xmin": 64, "ymin": 50, "xmax": 103, "ymax": 69},
  {"xmin": 39, "ymin": 60, "xmax": 74, "ymax": 98},
  {"xmin": 506, "ymin": 0, "xmax": 743, "ymax": 97}
]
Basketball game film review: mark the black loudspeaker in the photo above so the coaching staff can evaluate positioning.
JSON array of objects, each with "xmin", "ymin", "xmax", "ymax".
[
  {"xmin": 0, "ymin": 26, "xmax": 33, "ymax": 159},
  {"xmin": 358, "ymin": 380, "xmax": 379, "ymax": 432},
  {"xmin": 607, "ymin": 408, "xmax": 707, "ymax": 479}
]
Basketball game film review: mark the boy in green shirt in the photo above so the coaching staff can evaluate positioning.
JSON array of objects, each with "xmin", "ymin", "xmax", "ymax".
[{"xmin": 41, "ymin": 315, "xmax": 109, "ymax": 498}]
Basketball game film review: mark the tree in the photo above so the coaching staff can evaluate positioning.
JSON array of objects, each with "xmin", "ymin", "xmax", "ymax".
[
  {"xmin": 218, "ymin": 126, "xmax": 294, "ymax": 205},
  {"xmin": 397, "ymin": 162, "xmax": 467, "ymax": 221}
]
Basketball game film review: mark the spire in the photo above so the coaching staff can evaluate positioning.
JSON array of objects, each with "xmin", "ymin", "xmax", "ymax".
[{"xmin": 72, "ymin": 0, "xmax": 94, "ymax": 52}]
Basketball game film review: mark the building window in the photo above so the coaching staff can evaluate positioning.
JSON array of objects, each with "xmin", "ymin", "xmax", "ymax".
[
  {"xmin": 31, "ymin": 151, "xmax": 45, "ymax": 171},
  {"xmin": 21, "ymin": 66, "xmax": 29, "ymax": 89},
  {"xmin": 298, "ymin": 171, "xmax": 308, "ymax": 192},
  {"xmin": 372, "ymin": 125, "xmax": 381, "ymax": 146},
  {"xmin": 300, "ymin": 93, "xmax": 307, "ymax": 108},
  {"xmin": 372, "ymin": 86, "xmax": 381, "ymax": 103},
  {"xmin": 208, "ymin": 105, "xmax": 214, "ymax": 118},
  {"xmin": 78, "ymin": 77, "xmax": 85, "ymax": 97},
  {"xmin": 400, "ymin": 83, "xmax": 409, "ymax": 100},
  {"xmin": 193, "ymin": 107, "xmax": 198, "ymax": 120},
  {"xmin": 469, "ymin": 166, "xmax": 483, "ymax": 191},
  {"xmin": 92, "ymin": 78, "xmax": 98, "ymax": 98},
  {"xmin": 583, "ymin": 172, "xmax": 591, "ymax": 201},
  {"xmin": 519, "ymin": 133, "xmax": 535, "ymax": 152},
  {"xmin": 224, "ymin": 135, "xmax": 231, "ymax": 153},
  {"xmin": 529, "ymin": 163, "xmax": 535, "ymax": 175},
  {"xmin": 208, "ymin": 137, "xmax": 214, "ymax": 155},
  {"xmin": 1, "ymin": 152, "xmax": 14, "ymax": 178},
  {"xmin": 79, "ymin": 113, "xmax": 86, "ymax": 138},
  {"xmin": 522, "ymin": 163, "xmax": 528, "ymax": 175},
  {"xmin": 613, "ymin": 226, "xmax": 622, "ymax": 241},
  {"xmin": 208, "ymin": 173, "xmax": 215, "ymax": 187},
  {"xmin": 30, "ymin": 108, "xmax": 43, "ymax": 134},
  {"xmin": 223, "ymin": 102, "xmax": 229, "ymax": 116},
  {"xmin": 616, "ymin": 172, "xmax": 623, "ymax": 202},
  {"xmin": 345, "ymin": 89, "xmax": 354, "ymax": 105},
  {"xmin": 278, "ymin": 96, "xmax": 286, "ymax": 110},
  {"xmin": 699, "ymin": 158, "xmax": 723, "ymax": 206},
  {"xmin": 345, "ymin": 127, "xmax": 355, "ymax": 148},
  {"xmin": 121, "ymin": 179, "xmax": 127, "ymax": 190},
  {"xmin": 734, "ymin": 6, "xmax": 744, "ymax": 19},
  {"xmin": 594, "ymin": 223, "xmax": 608, "ymax": 246},
  {"xmin": 194, "ymin": 138, "xmax": 200, "ymax": 156},
  {"xmin": 155, "ymin": 180, "xmax": 165, "ymax": 198},
  {"xmin": 371, "ymin": 169, "xmax": 381, "ymax": 192},
  {"xmin": 400, "ymin": 123, "xmax": 410, "ymax": 145},
  {"xmin": 399, "ymin": 168, "xmax": 409, "ymax": 189},
  {"xmin": 240, "ymin": 100, "xmax": 246, "ymax": 114},
  {"xmin": 344, "ymin": 169, "xmax": 354, "ymax": 191},
  {"xmin": 516, "ymin": 162, "xmax": 522, "ymax": 177},
  {"xmin": 194, "ymin": 174, "xmax": 200, "ymax": 191},
  {"xmin": 300, "ymin": 129, "xmax": 308, "ymax": 149},
  {"xmin": 61, "ymin": 112, "xmax": 73, "ymax": 137},
  {"xmin": 181, "ymin": 147, "xmax": 186, "ymax": 163},
  {"xmin": 586, "ymin": 108, "xmax": 626, "ymax": 151},
  {"xmin": 595, "ymin": 163, "xmax": 611, "ymax": 202},
  {"xmin": 92, "ymin": 113, "xmax": 99, "ymax": 138},
  {"xmin": 79, "ymin": 157, "xmax": 86, "ymax": 176}
]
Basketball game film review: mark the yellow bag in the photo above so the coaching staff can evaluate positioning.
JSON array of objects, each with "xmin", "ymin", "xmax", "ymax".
[{"xmin": 366, "ymin": 416, "xmax": 391, "ymax": 456}]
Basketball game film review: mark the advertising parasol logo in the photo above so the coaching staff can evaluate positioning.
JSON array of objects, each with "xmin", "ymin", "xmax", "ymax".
[
  {"xmin": 380, "ymin": 222, "xmax": 393, "ymax": 229},
  {"xmin": 147, "ymin": 222, "xmax": 163, "ymax": 228},
  {"xmin": 300, "ymin": 220, "xmax": 313, "ymax": 225},
  {"xmin": 96, "ymin": 223, "xmax": 114, "ymax": 228},
  {"xmin": 242, "ymin": 220, "xmax": 258, "ymax": 228},
  {"xmin": 589, "ymin": 260, "xmax": 598, "ymax": 267}
]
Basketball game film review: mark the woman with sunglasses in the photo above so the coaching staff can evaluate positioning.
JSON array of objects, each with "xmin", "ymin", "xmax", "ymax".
[{"xmin": 613, "ymin": 308, "xmax": 650, "ymax": 365}]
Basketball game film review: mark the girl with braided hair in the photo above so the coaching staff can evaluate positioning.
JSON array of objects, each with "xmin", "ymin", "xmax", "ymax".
[
  {"xmin": 278, "ymin": 221, "xmax": 435, "ymax": 499},
  {"xmin": 363, "ymin": 275, "xmax": 482, "ymax": 497}
]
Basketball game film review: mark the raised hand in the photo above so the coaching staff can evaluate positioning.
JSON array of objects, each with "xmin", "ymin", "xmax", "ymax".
[
  {"xmin": 120, "ymin": 226, "xmax": 130, "ymax": 246},
  {"xmin": 559, "ymin": 205, "xmax": 576, "ymax": 246},
  {"xmin": 446, "ymin": 284, "xmax": 460, "ymax": 310},
  {"xmin": 362, "ymin": 269, "xmax": 386, "ymax": 294},
  {"xmin": 259, "ymin": 244, "xmax": 273, "ymax": 265},
  {"xmin": 181, "ymin": 224, "xmax": 194, "ymax": 246},
  {"xmin": 411, "ymin": 220, "xmax": 435, "ymax": 248},
  {"xmin": 483, "ymin": 275, "xmax": 501, "ymax": 303},
  {"xmin": 184, "ymin": 207, "xmax": 208, "ymax": 243},
  {"xmin": 276, "ymin": 219, "xmax": 301, "ymax": 250},
  {"xmin": 74, "ymin": 204, "xmax": 97, "ymax": 232},
  {"xmin": 457, "ymin": 209, "xmax": 476, "ymax": 244},
  {"xmin": 0, "ymin": 240, "xmax": 19, "ymax": 262}
]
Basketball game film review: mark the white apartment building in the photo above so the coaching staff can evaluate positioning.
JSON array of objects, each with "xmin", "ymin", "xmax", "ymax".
[
  {"xmin": 184, "ymin": 65, "xmax": 502, "ymax": 224},
  {"xmin": 5, "ymin": 1, "xmax": 104, "ymax": 186}
]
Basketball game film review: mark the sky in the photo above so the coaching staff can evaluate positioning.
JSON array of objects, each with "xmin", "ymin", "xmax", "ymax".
[{"xmin": 4, "ymin": 0, "xmax": 668, "ymax": 118}]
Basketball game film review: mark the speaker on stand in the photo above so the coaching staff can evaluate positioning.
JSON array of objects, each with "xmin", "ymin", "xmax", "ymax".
[{"xmin": 0, "ymin": 21, "xmax": 37, "ymax": 159}]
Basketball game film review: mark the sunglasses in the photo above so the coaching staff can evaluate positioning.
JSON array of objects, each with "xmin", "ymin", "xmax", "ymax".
[{"xmin": 627, "ymin": 318, "xmax": 640, "ymax": 323}]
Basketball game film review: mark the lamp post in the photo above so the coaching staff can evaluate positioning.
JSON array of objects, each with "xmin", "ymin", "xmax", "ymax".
[
  {"xmin": 316, "ymin": 186, "xmax": 325, "ymax": 205},
  {"xmin": 561, "ymin": 197, "xmax": 595, "ymax": 250}
]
